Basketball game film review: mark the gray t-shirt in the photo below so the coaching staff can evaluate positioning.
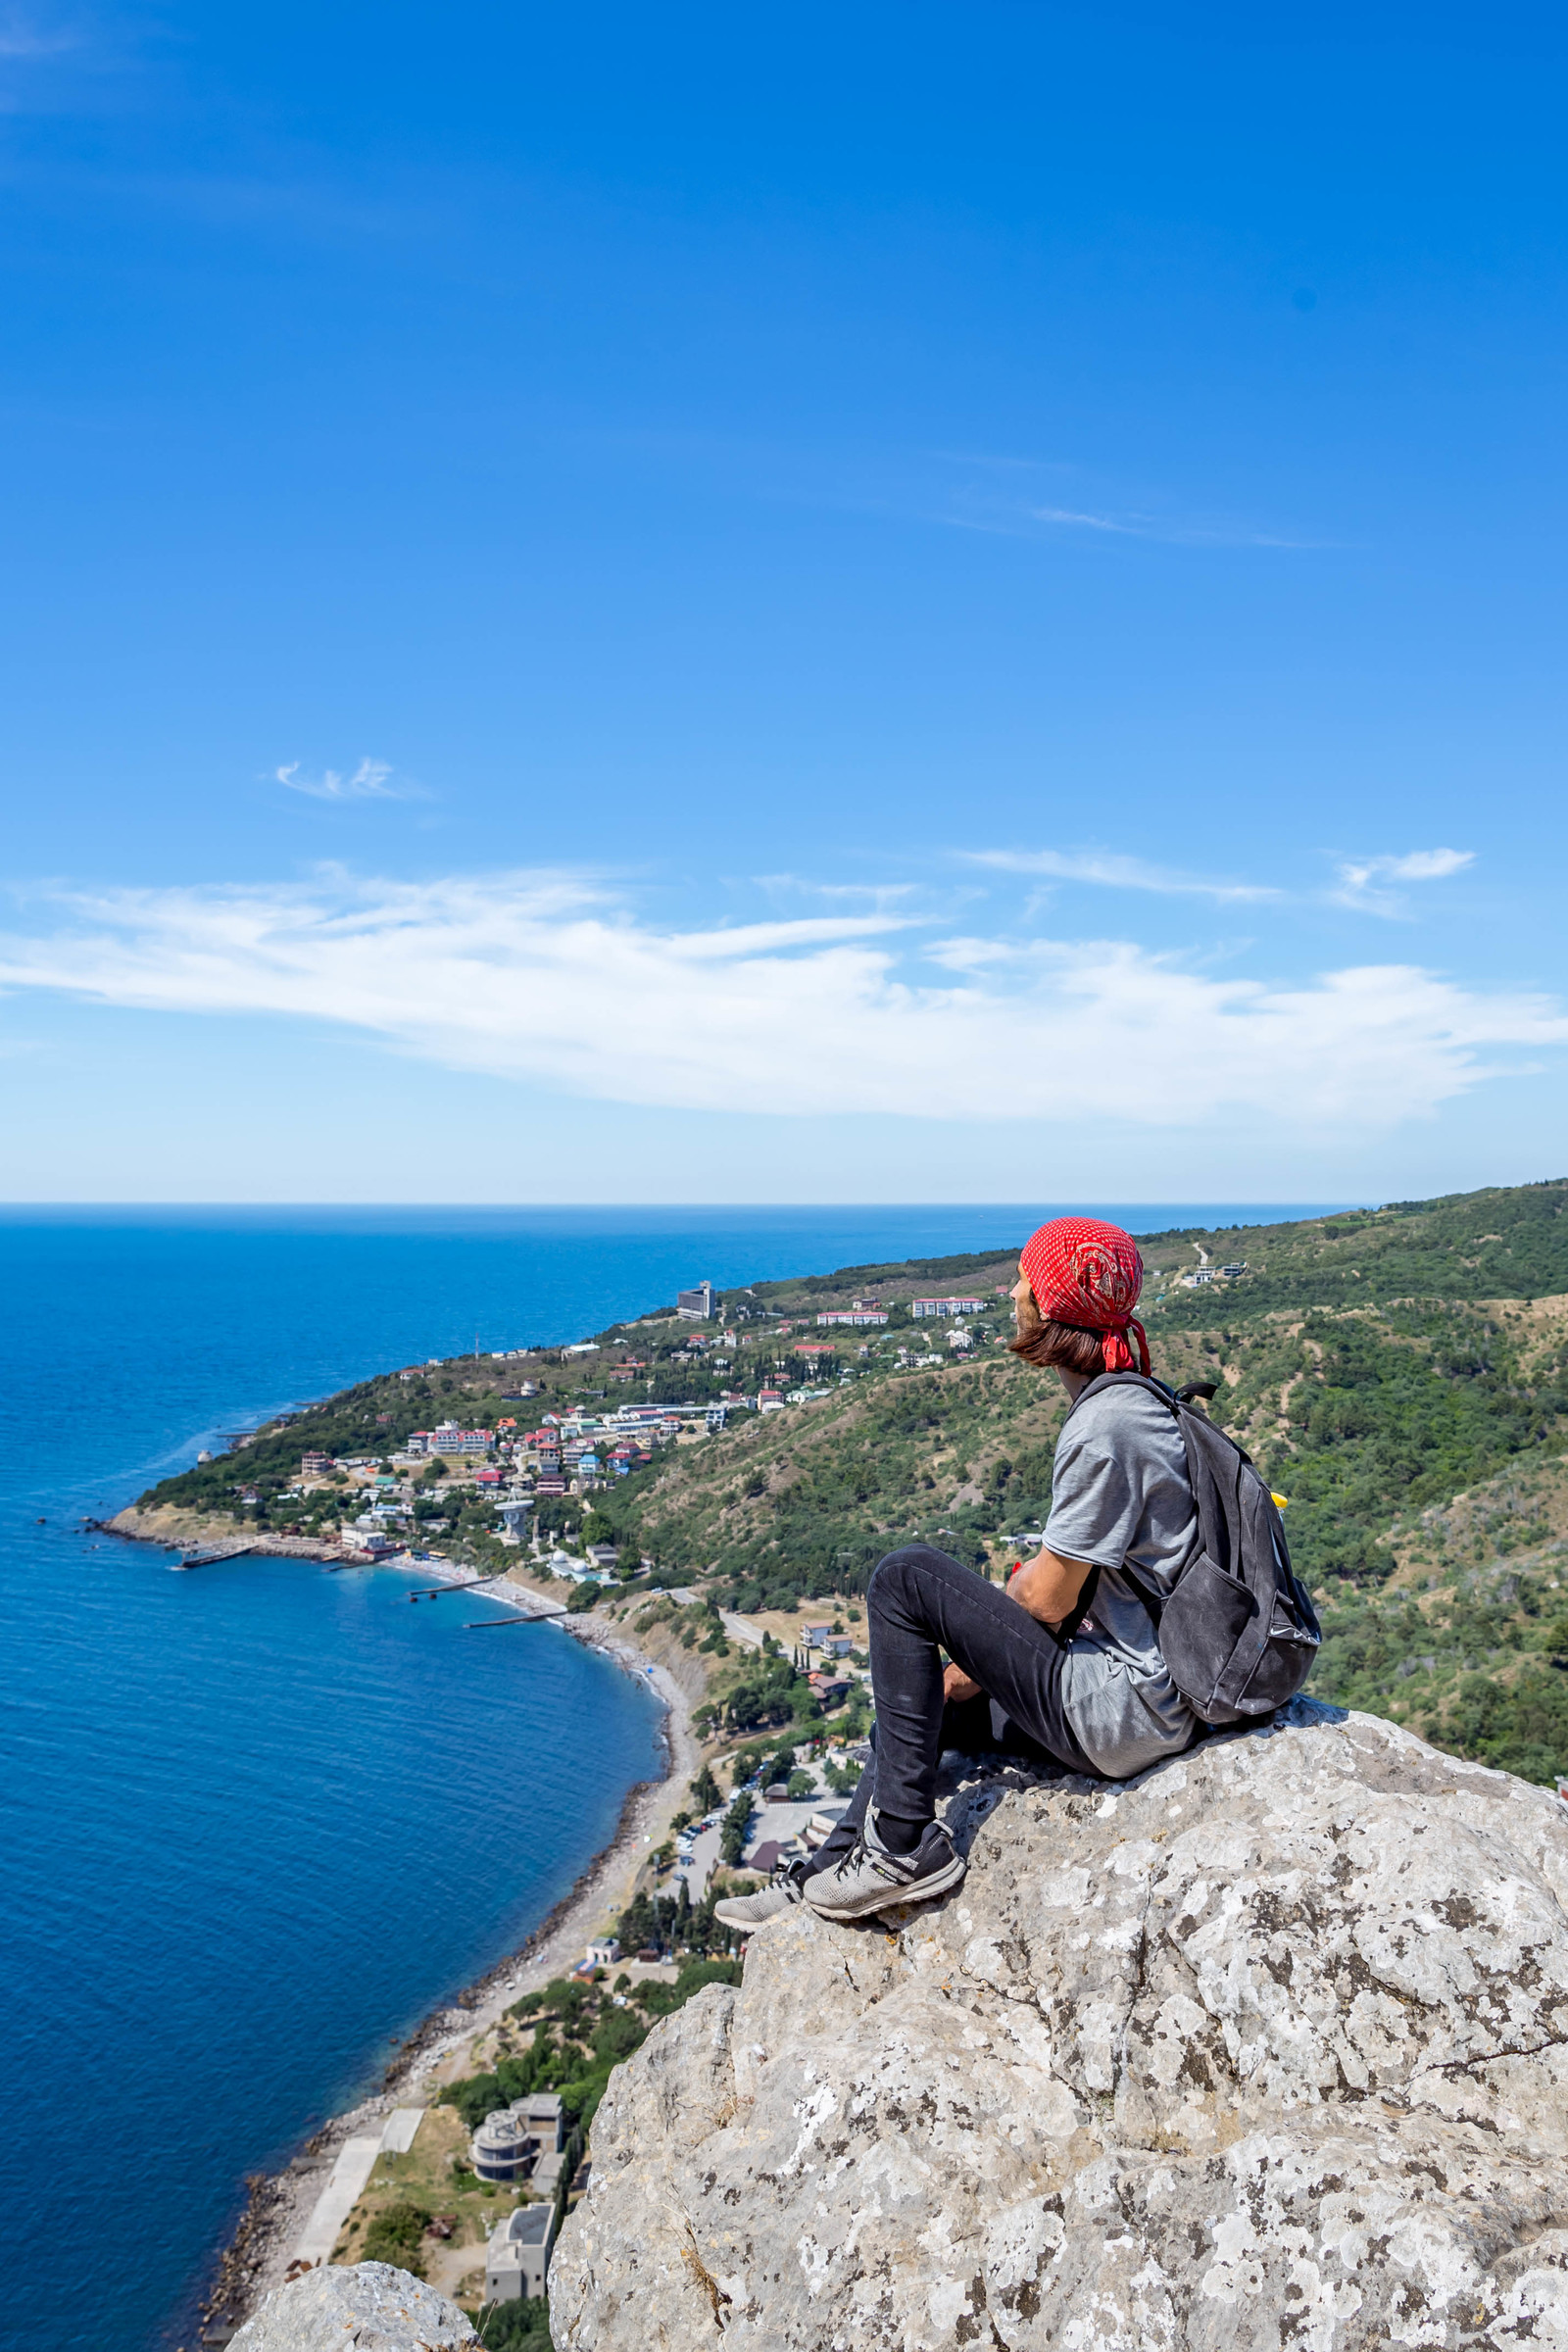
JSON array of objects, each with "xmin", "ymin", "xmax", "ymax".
[{"xmin": 1044, "ymin": 1382, "xmax": 1200, "ymax": 1778}]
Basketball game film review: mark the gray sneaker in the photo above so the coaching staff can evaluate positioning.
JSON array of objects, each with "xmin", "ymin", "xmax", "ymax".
[
  {"xmin": 713, "ymin": 1863, "xmax": 808, "ymax": 1931},
  {"xmin": 802, "ymin": 1814, "xmax": 965, "ymax": 1922}
]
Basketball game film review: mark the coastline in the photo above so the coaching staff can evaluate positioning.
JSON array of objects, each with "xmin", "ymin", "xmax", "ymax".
[
  {"xmin": 102, "ymin": 1503, "xmax": 359, "ymax": 1563},
  {"xmin": 198, "ymin": 1705, "xmax": 687, "ymax": 2340},
  {"xmin": 100, "ymin": 1513, "xmax": 701, "ymax": 2344}
]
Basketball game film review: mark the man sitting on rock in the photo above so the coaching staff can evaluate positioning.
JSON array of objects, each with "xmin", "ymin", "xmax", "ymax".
[{"xmin": 716, "ymin": 1216, "xmax": 1201, "ymax": 1928}]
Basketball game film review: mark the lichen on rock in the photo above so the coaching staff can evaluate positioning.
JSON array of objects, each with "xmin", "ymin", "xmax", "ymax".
[{"xmin": 548, "ymin": 1697, "xmax": 1568, "ymax": 2348}]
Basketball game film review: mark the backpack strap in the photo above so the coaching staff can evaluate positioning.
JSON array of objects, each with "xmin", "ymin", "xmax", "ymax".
[
  {"xmin": 1065, "ymin": 1369, "xmax": 1182, "ymax": 1426},
  {"xmin": 1051, "ymin": 1560, "xmax": 1102, "ymax": 1648},
  {"xmin": 1067, "ymin": 1368, "xmax": 1260, "ymax": 1471},
  {"xmin": 1055, "ymin": 1371, "xmax": 1245, "ymax": 1632},
  {"xmin": 1054, "ymin": 1373, "xmax": 1181, "ymax": 1633}
]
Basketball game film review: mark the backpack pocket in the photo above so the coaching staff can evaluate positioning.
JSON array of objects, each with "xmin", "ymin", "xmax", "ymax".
[
  {"xmin": 1232, "ymin": 1596, "xmax": 1322, "ymax": 1715},
  {"xmin": 1156, "ymin": 1551, "xmax": 1257, "ymax": 1723}
]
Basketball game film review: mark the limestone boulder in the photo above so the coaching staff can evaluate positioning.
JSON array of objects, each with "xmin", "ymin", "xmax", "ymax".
[
  {"xmin": 549, "ymin": 1699, "xmax": 1568, "ymax": 2349},
  {"xmin": 227, "ymin": 2261, "xmax": 480, "ymax": 2350}
]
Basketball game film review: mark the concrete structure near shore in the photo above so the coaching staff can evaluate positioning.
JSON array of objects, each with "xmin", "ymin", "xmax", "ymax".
[
  {"xmin": 486, "ymin": 2201, "xmax": 557, "ymax": 2300},
  {"xmin": 288, "ymin": 2108, "xmax": 427, "ymax": 2269},
  {"xmin": 470, "ymin": 2091, "xmax": 564, "ymax": 2182},
  {"xmin": 291, "ymin": 2135, "xmax": 383, "ymax": 2269}
]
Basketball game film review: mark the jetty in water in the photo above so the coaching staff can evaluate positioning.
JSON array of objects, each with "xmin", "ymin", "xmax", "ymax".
[{"xmin": 170, "ymin": 1542, "xmax": 256, "ymax": 1571}]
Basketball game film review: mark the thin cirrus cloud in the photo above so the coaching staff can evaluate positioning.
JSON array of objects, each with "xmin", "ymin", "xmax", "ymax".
[
  {"xmin": 1027, "ymin": 507, "xmax": 1325, "ymax": 551},
  {"xmin": 1331, "ymin": 848, "xmax": 1476, "ymax": 917},
  {"xmin": 273, "ymin": 758, "xmax": 419, "ymax": 803},
  {"xmin": 0, "ymin": 870, "xmax": 1562, "ymax": 1133},
  {"xmin": 1032, "ymin": 507, "xmax": 1141, "ymax": 535},
  {"xmin": 967, "ymin": 848, "xmax": 1281, "ymax": 906},
  {"xmin": 925, "ymin": 452, "xmax": 1323, "ymax": 551},
  {"xmin": 0, "ymin": 14, "xmax": 81, "ymax": 60}
]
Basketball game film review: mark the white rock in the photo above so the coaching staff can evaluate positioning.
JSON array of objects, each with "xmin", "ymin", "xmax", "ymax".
[
  {"xmin": 228, "ymin": 2262, "xmax": 480, "ymax": 2350},
  {"xmin": 549, "ymin": 1700, "xmax": 1568, "ymax": 2347}
]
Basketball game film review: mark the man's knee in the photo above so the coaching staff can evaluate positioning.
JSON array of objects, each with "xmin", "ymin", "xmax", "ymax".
[{"xmin": 869, "ymin": 1544, "xmax": 953, "ymax": 1606}]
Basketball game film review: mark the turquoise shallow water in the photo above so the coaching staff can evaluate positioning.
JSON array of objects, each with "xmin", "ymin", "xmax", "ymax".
[{"xmin": 0, "ymin": 1203, "xmax": 1336, "ymax": 2350}]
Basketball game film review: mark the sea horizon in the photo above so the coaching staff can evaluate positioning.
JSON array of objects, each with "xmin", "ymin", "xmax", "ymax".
[{"xmin": 0, "ymin": 1199, "xmax": 1353, "ymax": 1216}]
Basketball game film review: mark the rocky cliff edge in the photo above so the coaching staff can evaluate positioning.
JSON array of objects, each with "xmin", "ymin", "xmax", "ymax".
[{"xmin": 549, "ymin": 1698, "xmax": 1568, "ymax": 2350}]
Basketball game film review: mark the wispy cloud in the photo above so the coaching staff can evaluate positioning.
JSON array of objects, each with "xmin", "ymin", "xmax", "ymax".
[
  {"xmin": 932, "ymin": 453, "xmax": 1326, "ymax": 547},
  {"xmin": 1031, "ymin": 507, "xmax": 1141, "ymax": 535},
  {"xmin": 968, "ymin": 848, "xmax": 1281, "ymax": 905},
  {"xmin": 1332, "ymin": 848, "xmax": 1476, "ymax": 917},
  {"xmin": 752, "ymin": 874, "xmax": 921, "ymax": 909},
  {"xmin": 0, "ymin": 12, "xmax": 81, "ymax": 60},
  {"xmin": 273, "ymin": 759, "xmax": 421, "ymax": 803},
  {"xmin": 1023, "ymin": 504, "xmax": 1328, "ymax": 551},
  {"xmin": 0, "ymin": 870, "xmax": 1559, "ymax": 1133}
]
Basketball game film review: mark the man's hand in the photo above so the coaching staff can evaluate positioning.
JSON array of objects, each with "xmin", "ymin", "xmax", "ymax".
[
  {"xmin": 1007, "ymin": 1546, "xmax": 1095, "ymax": 1631},
  {"xmin": 943, "ymin": 1662, "xmax": 983, "ymax": 1703}
]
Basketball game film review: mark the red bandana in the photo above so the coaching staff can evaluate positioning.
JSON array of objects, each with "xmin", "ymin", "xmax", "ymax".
[{"xmin": 1019, "ymin": 1216, "xmax": 1151, "ymax": 1375}]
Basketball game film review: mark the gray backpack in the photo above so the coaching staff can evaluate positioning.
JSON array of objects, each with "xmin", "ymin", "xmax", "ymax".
[{"xmin": 1069, "ymin": 1371, "xmax": 1322, "ymax": 1724}]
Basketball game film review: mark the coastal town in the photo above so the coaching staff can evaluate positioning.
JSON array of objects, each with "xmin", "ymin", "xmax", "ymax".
[{"xmin": 128, "ymin": 1256, "xmax": 1068, "ymax": 1581}]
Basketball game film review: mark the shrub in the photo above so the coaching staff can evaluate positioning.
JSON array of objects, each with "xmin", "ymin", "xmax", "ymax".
[
  {"xmin": 475, "ymin": 2294, "xmax": 554, "ymax": 2349},
  {"xmin": 361, "ymin": 2200, "xmax": 432, "ymax": 2274},
  {"xmin": 719, "ymin": 1791, "xmax": 754, "ymax": 1864}
]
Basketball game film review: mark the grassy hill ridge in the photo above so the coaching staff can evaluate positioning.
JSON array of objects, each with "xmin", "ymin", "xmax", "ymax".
[{"xmin": 137, "ymin": 1178, "xmax": 1568, "ymax": 1786}]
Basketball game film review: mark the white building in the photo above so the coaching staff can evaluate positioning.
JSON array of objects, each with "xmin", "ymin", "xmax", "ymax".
[
  {"xmin": 430, "ymin": 1421, "xmax": 493, "ymax": 1455},
  {"xmin": 470, "ymin": 2091, "xmax": 564, "ymax": 2182},
  {"xmin": 344, "ymin": 1518, "xmax": 401, "ymax": 1556},
  {"xmin": 485, "ymin": 2202, "xmax": 557, "ymax": 2301}
]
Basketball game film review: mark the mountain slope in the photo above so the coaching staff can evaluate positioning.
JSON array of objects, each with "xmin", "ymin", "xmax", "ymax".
[{"xmin": 137, "ymin": 1180, "xmax": 1568, "ymax": 1784}]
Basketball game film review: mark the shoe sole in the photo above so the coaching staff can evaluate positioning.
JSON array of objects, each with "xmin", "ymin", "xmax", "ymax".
[{"xmin": 803, "ymin": 1849, "xmax": 966, "ymax": 1922}]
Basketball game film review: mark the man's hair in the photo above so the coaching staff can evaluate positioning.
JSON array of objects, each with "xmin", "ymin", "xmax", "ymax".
[{"xmin": 1007, "ymin": 1281, "xmax": 1107, "ymax": 1377}]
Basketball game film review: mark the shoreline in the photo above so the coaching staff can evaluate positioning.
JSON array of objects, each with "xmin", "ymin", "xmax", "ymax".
[
  {"xmin": 99, "ymin": 1515, "xmax": 700, "ymax": 2344},
  {"xmin": 197, "ymin": 1735, "xmax": 683, "ymax": 2341}
]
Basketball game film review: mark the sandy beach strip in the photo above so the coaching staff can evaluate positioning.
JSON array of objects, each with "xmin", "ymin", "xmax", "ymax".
[{"xmin": 196, "ymin": 1583, "xmax": 699, "ymax": 2335}]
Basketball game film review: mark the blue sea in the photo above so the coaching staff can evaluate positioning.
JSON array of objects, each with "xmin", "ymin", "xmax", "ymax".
[{"xmin": 0, "ymin": 1203, "xmax": 1338, "ymax": 2351}]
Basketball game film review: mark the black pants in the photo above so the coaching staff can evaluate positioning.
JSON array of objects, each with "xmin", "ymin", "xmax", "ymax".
[{"xmin": 806, "ymin": 1544, "xmax": 1097, "ymax": 1876}]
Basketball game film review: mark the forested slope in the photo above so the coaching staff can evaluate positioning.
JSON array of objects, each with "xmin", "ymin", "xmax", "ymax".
[{"xmin": 140, "ymin": 1179, "xmax": 1568, "ymax": 1785}]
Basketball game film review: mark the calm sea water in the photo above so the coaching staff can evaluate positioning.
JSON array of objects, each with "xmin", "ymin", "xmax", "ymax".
[{"xmin": 0, "ymin": 1203, "xmax": 1336, "ymax": 2352}]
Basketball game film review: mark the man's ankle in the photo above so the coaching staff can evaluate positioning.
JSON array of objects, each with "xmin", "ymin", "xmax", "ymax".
[{"xmin": 871, "ymin": 1806, "xmax": 928, "ymax": 1856}]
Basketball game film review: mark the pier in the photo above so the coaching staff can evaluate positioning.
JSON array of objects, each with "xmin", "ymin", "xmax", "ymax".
[{"xmin": 170, "ymin": 1542, "xmax": 256, "ymax": 1571}]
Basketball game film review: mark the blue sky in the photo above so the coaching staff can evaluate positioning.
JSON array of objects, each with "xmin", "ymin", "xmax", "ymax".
[{"xmin": 2, "ymin": 0, "xmax": 1567, "ymax": 1201}]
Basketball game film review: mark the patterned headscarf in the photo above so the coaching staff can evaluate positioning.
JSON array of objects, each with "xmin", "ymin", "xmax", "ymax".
[{"xmin": 1019, "ymin": 1216, "xmax": 1151, "ymax": 1376}]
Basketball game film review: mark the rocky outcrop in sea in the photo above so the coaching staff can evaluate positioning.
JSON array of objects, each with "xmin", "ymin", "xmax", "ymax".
[{"xmin": 548, "ymin": 1696, "xmax": 1568, "ymax": 2348}]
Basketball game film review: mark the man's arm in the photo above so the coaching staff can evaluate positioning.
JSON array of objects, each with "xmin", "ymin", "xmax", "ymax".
[
  {"xmin": 943, "ymin": 1544, "xmax": 1098, "ymax": 1702},
  {"xmin": 1007, "ymin": 1544, "xmax": 1096, "ymax": 1630}
]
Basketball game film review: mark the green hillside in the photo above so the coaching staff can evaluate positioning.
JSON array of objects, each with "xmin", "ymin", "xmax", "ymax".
[{"xmin": 138, "ymin": 1179, "xmax": 1568, "ymax": 1786}]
